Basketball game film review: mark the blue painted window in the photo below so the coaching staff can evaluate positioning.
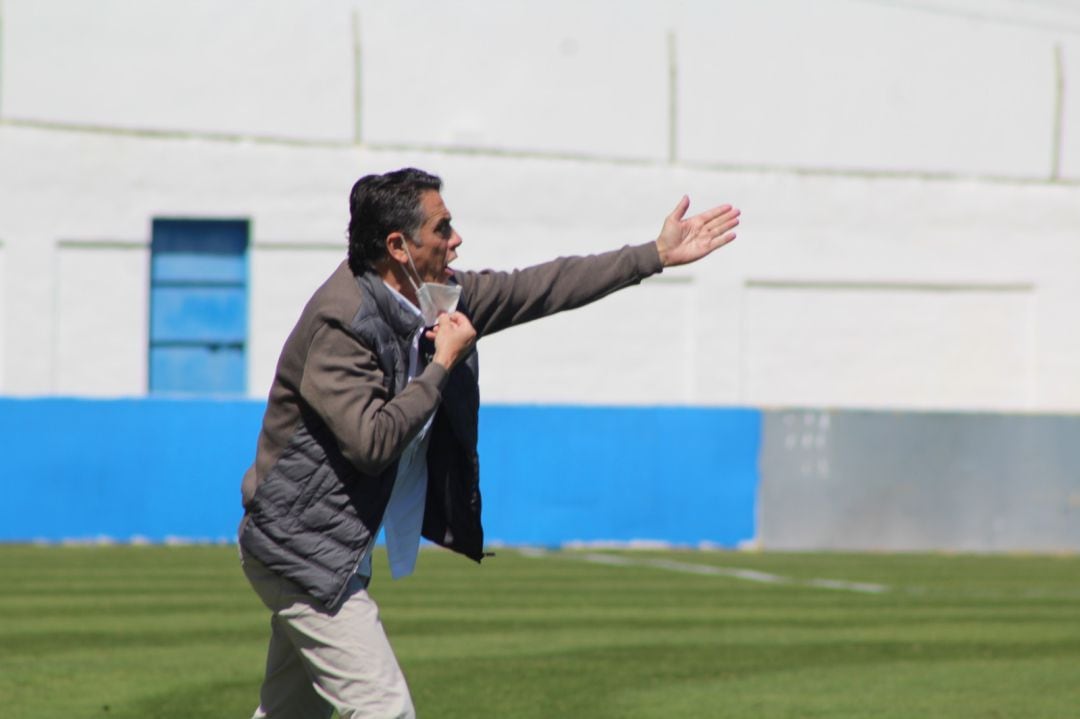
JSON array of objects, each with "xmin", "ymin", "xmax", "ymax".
[{"xmin": 149, "ymin": 219, "xmax": 249, "ymax": 394}]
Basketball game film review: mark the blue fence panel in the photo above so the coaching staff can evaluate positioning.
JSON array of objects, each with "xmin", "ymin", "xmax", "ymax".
[
  {"xmin": 0, "ymin": 400, "xmax": 761, "ymax": 547},
  {"xmin": 0, "ymin": 398, "xmax": 264, "ymax": 542},
  {"xmin": 478, "ymin": 405, "xmax": 761, "ymax": 547}
]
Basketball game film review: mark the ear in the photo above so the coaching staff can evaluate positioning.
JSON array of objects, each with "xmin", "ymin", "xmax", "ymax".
[{"xmin": 385, "ymin": 232, "xmax": 409, "ymax": 264}]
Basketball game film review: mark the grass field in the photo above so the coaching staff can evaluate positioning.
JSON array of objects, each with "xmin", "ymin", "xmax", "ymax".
[{"xmin": 2, "ymin": 545, "xmax": 1079, "ymax": 718}]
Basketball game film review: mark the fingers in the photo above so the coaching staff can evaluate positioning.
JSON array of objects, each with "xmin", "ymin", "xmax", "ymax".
[
  {"xmin": 668, "ymin": 195, "xmax": 690, "ymax": 222},
  {"xmin": 695, "ymin": 208, "xmax": 739, "ymax": 243},
  {"xmin": 430, "ymin": 312, "xmax": 477, "ymax": 370},
  {"xmin": 704, "ymin": 208, "xmax": 740, "ymax": 236},
  {"xmin": 712, "ymin": 230, "xmax": 737, "ymax": 250},
  {"xmin": 437, "ymin": 311, "xmax": 466, "ymax": 327},
  {"xmin": 433, "ymin": 312, "xmax": 475, "ymax": 338},
  {"xmin": 696, "ymin": 204, "xmax": 737, "ymax": 227}
]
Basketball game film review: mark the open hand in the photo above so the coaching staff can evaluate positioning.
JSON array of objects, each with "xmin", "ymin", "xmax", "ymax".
[{"xmin": 655, "ymin": 196, "xmax": 740, "ymax": 267}]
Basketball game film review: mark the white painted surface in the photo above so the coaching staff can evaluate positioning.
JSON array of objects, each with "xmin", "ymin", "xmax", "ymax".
[
  {"xmin": 2, "ymin": 0, "xmax": 355, "ymax": 142},
  {"xmin": 1, "ymin": 235, "xmax": 57, "ymax": 395},
  {"xmin": 1, "ymin": 0, "xmax": 1080, "ymax": 411},
  {"xmin": 742, "ymin": 283, "xmax": 1034, "ymax": 411},
  {"xmin": 479, "ymin": 277, "xmax": 696, "ymax": 406},
  {"xmin": 677, "ymin": 0, "xmax": 1058, "ymax": 177},
  {"xmin": 358, "ymin": 0, "xmax": 670, "ymax": 160},
  {"xmin": 1060, "ymin": 39, "xmax": 1080, "ymax": 178},
  {"xmin": 248, "ymin": 245, "xmax": 349, "ymax": 395},
  {"xmin": 53, "ymin": 244, "xmax": 148, "ymax": 396}
]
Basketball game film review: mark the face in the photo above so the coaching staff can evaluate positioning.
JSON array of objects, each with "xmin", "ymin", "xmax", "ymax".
[{"xmin": 403, "ymin": 190, "xmax": 462, "ymax": 285}]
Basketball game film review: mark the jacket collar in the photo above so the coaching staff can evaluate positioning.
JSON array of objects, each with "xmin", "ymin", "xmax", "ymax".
[{"xmin": 355, "ymin": 270, "xmax": 423, "ymax": 339}]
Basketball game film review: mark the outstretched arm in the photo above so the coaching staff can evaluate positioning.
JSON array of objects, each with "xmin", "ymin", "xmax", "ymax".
[
  {"xmin": 459, "ymin": 196, "xmax": 741, "ymax": 337},
  {"xmin": 655, "ymin": 196, "xmax": 740, "ymax": 267}
]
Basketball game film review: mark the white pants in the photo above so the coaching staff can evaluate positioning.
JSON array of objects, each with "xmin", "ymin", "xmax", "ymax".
[{"xmin": 242, "ymin": 551, "xmax": 416, "ymax": 719}]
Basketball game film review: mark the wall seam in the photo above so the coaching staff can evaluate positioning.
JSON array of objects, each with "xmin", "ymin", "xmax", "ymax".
[
  {"xmin": 352, "ymin": 8, "xmax": 363, "ymax": 145},
  {"xmin": 2, "ymin": 116, "xmax": 1077, "ymax": 188},
  {"xmin": 0, "ymin": 117, "xmax": 353, "ymax": 148},
  {"xmin": 667, "ymin": 29, "xmax": 678, "ymax": 164},
  {"xmin": 0, "ymin": 0, "xmax": 5, "ymax": 118},
  {"xmin": 1051, "ymin": 43, "xmax": 1065, "ymax": 181},
  {"xmin": 56, "ymin": 239, "xmax": 146, "ymax": 250},
  {"xmin": 851, "ymin": 0, "xmax": 1080, "ymax": 35}
]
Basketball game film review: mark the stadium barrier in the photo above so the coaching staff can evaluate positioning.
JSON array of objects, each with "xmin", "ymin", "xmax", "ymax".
[
  {"xmin": 0, "ymin": 399, "xmax": 761, "ymax": 547},
  {"xmin": 4, "ymin": 399, "xmax": 1076, "ymax": 551},
  {"xmin": 758, "ymin": 409, "xmax": 1080, "ymax": 552}
]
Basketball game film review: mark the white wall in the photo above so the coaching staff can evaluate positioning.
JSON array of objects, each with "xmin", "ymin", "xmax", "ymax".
[
  {"xmin": 358, "ymin": 1, "xmax": 671, "ymax": 160},
  {"xmin": 0, "ymin": 241, "xmax": 5, "ymax": 387},
  {"xmin": 53, "ymin": 242, "xmax": 149, "ymax": 395},
  {"xmin": 1, "ymin": 0, "xmax": 1079, "ymax": 411},
  {"xmin": 677, "ymin": 0, "xmax": 1058, "ymax": 178},
  {"xmin": 3, "ymin": 0, "xmax": 355, "ymax": 142}
]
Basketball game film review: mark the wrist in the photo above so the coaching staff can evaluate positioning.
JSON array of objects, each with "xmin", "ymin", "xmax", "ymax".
[
  {"xmin": 432, "ymin": 350, "xmax": 455, "ymax": 371},
  {"xmin": 655, "ymin": 238, "xmax": 670, "ymax": 267}
]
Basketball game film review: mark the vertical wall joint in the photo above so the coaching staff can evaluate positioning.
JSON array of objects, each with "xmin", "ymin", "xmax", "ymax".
[
  {"xmin": 667, "ymin": 30, "xmax": 678, "ymax": 164},
  {"xmin": 0, "ymin": 0, "xmax": 6, "ymax": 118},
  {"xmin": 1051, "ymin": 43, "xmax": 1065, "ymax": 181},
  {"xmin": 352, "ymin": 9, "xmax": 363, "ymax": 145}
]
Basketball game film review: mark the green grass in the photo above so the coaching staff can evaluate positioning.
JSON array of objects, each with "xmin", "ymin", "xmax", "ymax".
[{"xmin": 1, "ymin": 546, "xmax": 1079, "ymax": 718}]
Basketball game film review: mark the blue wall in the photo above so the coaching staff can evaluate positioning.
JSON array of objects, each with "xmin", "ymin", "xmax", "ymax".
[
  {"xmin": 1, "ymin": 398, "xmax": 263, "ymax": 542},
  {"xmin": 478, "ymin": 406, "xmax": 760, "ymax": 547},
  {"xmin": 0, "ymin": 399, "xmax": 761, "ymax": 546}
]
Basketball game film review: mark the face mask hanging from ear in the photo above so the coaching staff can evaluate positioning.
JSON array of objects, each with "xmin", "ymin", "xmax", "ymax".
[{"xmin": 402, "ymin": 242, "xmax": 462, "ymax": 327}]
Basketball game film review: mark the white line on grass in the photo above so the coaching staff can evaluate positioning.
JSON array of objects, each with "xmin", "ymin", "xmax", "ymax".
[{"xmin": 518, "ymin": 549, "xmax": 889, "ymax": 595}]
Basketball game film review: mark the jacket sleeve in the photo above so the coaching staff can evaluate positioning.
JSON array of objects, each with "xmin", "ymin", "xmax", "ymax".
[
  {"xmin": 458, "ymin": 242, "xmax": 664, "ymax": 337},
  {"xmin": 298, "ymin": 321, "xmax": 449, "ymax": 476}
]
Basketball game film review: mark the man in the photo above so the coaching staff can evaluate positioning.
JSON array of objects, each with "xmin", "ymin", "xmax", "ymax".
[{"xmin": 238, "ymin": 168, "xmax": 740, "ymax": 718}]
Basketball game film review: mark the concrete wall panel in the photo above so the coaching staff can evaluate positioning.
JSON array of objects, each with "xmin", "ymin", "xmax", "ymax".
[
  {"xmin": 357, "ymin": 0, "xmax": 670, "ymax": 159},
  {"xmin": 759, "ymin": 409, "xmax": 1080, "ymax": 552},
  {"xmin": 678, "ymin": 0, "xmax": 1057, "ymax": 178},
  {"xmin": 2, "ymin": 0, "xmax": 355, "ymax": 142},
  {"xmin": 742, "ymin": 282, "xmax": 1034, "ymax": 411},
  {"xmin": 2, "ymin": 128, "xmax": 1080, "ymax": 408},
  {"xmin": 478, "ymin": 276, "xmax": 696, "ymax": 405},
  {"xmin": 53, "ymin": 243, "xmax": 148, "ymax": 396},
  {"xmin": 1, "ymin": 237, "xmax": 56, "ymax": 394},
  {"xmin": 1059, "ymin": 38, "xmax": 1080, "ymax": 180},
  {"xmin": 248, "ymin": 244, "xmax": 348, "ymax": 397}
]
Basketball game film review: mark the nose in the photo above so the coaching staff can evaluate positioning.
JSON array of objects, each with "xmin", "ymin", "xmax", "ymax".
[{"xmin": 449, "ymin": 230, "xmax": 463, "ymax": 249}]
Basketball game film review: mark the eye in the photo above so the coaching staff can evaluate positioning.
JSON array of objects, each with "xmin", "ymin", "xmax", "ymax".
[{"xmin": 435, "ymin": 221, "xmax": 453, "ymax": 240}]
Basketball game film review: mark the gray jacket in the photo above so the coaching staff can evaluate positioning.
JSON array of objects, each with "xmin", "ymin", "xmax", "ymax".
[{"xmin": 239, "ymin": 242, "xmax": 663, "ymax": 610}]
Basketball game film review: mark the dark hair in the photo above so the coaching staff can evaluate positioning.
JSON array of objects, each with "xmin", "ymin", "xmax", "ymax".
[{"xmin": 346, "ymin": 168, "xmax": 443, "ymax": 274}]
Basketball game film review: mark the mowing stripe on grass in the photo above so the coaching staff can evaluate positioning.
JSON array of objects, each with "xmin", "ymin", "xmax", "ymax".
[{"xmin": 518, "ymin": 548, "xmax": 890, "ymax": 595}]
